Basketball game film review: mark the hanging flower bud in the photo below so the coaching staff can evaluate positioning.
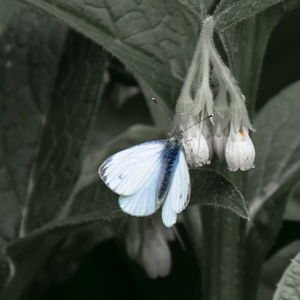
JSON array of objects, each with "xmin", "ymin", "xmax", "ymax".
[
  {"xmin": 125, "ymin": 218, "xmax": 175, "ymax": 279},
  {"xmin": 225, "ymin": 126, "xmax": 255, "ymax": 171},
  {"xmin": 140, "ymin": 221, "xmax": 174, "ymax": 278},
  {"xmin": 181, "ymin": 116, "xmax": 211, "ymax": 167}
]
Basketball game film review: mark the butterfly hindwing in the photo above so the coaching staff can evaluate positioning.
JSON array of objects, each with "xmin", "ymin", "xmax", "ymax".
[
  {"xmin": 99, "ymin": 141, "xmax": 166, "ymax": 196},
  {"xmin": 162, "ymin": 149, "xmax": 191, "ymax": 227}
]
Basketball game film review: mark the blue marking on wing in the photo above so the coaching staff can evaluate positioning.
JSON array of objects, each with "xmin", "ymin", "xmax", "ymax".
[{"xmin": 157, "ymin": 140, "xmax": 181, "ymax": 202}]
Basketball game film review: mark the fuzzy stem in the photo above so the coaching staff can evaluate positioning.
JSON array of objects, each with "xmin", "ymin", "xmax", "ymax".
[{"xmin": 201, "ymin": 207, "xmax": 244, "ymax": 300}]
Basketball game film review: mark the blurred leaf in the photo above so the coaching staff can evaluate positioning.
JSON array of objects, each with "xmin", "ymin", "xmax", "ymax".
[
  {"xmin": 219, "ymin": 3, "xmax": 296, "ymax": 116},
  {"xmin": 273, "ymin": 250, "xmax": 300, "ymax": 300},
  {"xmin": 214, "ymin": 0, "xmax": 299, "ymax": 31},
  {"xmin": 244, "ymin": 81, "xmax": 300, "ymax": 300},
  {"xmin": 247, "ymin": 80, "xmax": 300, "ymax": 221},
  {"xmin": 22, "ymin": 30, "xmax": 107, "ymax": 234},
  {"xmin": 21, "ymin": 0, "xmax": 201, "ymax": 107},
  {"xmin": 0, "ymin": 238, "xmax": 11, "ymax": 291},
  {"xmin": 0, "ymin": 7, "xmax": 113, "ymax": 299},
  {"xmin": 0, "ymin": 0, "xmax": 19, "ymax": 32},
  {"xmin": 284, "ymin": 181, "xmax": 300, "ymax": 222},
  {"xmin": 190, "ymin": 169, "xmax": 248, "ymax": 219},
  {"xmin": 0, "ymin": 8, "xmax": 66, "ymax": 241},
  {"xmin": 258, "ymin": 240, "xmax": 300, "ymax": 299}
]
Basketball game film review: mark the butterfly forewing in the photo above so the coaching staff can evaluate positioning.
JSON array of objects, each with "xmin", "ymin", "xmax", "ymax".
[
  {"xmin": 99, "ymin": 141, "xmax": 166, "ymax": 196},
  {"xmin": 118, "ymin": 157, "xmax": 165, "ymax": 216}
]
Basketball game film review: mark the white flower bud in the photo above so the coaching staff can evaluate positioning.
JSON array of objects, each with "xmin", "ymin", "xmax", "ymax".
[
  {"xmin": 140, "ymin": 225, "xmax": 172, "ymax": 279},
  {"xmin": 125, "ymin": 218, "xmax": 174, "ymax": 279},
  {"xmin": 182, "ymin": 116, "xmax": 211, "ymax": 167},
  {"xmin": 183, "ymin": 133, "xmax": 210, "ymax": 167},
  {"xmin": 225, "ymin": 126, "xmax": 255, "ymax": 171}
]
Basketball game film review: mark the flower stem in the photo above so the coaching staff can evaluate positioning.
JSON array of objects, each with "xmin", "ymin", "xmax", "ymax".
[{"xmin": 201, "ymin": 207, "xmax": 244, "ymax": 300}]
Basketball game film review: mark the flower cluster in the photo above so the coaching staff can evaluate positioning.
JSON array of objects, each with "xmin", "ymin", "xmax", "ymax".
[{"xmin": 175, "ymin": 16, "xmax": 255, "ymax": 171}]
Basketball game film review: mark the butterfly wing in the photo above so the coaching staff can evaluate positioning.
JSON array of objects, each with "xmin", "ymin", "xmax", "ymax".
[
  {"xmin": 162, "ymin": 149, "xmax": 191, "ymax": 227},
  {"xmin": 118, "ymin": 157, "xmax": 166, "ymax": 216},
  {"xmin": 99, "ymin": 141, "xmax": 166, "ymax": 196}
]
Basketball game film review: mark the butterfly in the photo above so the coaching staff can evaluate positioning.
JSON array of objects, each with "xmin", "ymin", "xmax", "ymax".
[{"xmin": 98, "ymin": 129, "xmax": 191, "ymax": 227}]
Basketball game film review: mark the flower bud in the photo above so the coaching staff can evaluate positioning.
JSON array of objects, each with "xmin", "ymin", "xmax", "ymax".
[
  {"xmin": 140, "ymin": 223, "xmax": 172, "ymax": 279},
  {"xmin": 182, "ymin": 116, "xmax": 210, "ymax": 167},
  {"xmin": 225, "ymin": 127, "xmax": 255, "ymax": 171},
  {"xmin": 183, "ymin": 133, "xmax": 210, "ymax": 167}
]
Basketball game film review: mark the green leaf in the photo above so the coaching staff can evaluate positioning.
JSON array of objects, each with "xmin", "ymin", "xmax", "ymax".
[
  {"xmin": 0, "ymin": 0, "xmax": 20, "ymax": 32},
  {"xmin": 21, "ymin": 0, "xmax": 200, "ymax": 107},
  {"xmin": 0, "ymin": 238, "xmax": 11, "ymax": 291},
  {"xmin": 273, "ymin": 250, "xmax": 300, "ymax": 300},
  {"xmin": 0, "ymin": 8, "xmax": 110, "ymax": 298},
  {"xmin": 247, "ymin": 81, "xmax": 300, "ymax": 221},
  {"xmin": 0, "ymin": 8, "xmax": 66, "ymax": 242},
  {"xmin": 22, "ymin": 30, "xmax": 107, "ymax": 234},
  {"xmin": 214, "ymin": 0, "xmax": 298, "ymax": 31},
  {"xmin": 259, "ymin": 240, "xmax": 300, "ymax": 299},
  {"xmin": 284, "ymin": 181, "xmax": 300, "ymax": 222},
  {"xmin": 190, "ymin": 169, "xmax": 249, "ymax": 219},
  {"xmin": 244, "ymin": 81, "xmax": 300, "ymax": 300}
]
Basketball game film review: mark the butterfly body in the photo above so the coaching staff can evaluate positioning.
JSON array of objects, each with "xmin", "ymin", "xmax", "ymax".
[
  {"xmin": 157, "ymin": 139, "xmax": 181, "ymax": 201},
  {"xmin": 99, "ymin": 133, "xmax": 190, "ymax": 227}
]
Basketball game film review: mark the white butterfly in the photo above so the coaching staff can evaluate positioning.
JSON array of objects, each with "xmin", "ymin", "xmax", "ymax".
[{"xmin": 98, "ymin": 130, "xmax": 191, "ymax": 227}]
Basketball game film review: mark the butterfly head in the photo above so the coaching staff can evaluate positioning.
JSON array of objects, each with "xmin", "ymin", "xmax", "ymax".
[{"xmin": 169, "ymin": 126, "xmax": 184, "ymax": 144}]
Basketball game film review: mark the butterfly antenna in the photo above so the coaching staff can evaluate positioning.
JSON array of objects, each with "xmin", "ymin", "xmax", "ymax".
[
  {"xmin": 182, "ymin": 114, "xmax": 213, "ymax": 133},
  {"xmin": 151, "ymin": 98, "xmax": 173, "ymax": 126}
]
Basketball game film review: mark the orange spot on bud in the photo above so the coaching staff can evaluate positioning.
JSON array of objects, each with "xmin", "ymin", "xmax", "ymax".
[{"xmin": 239, "ymin": 129, "xmax": 245, "ymax": 136}]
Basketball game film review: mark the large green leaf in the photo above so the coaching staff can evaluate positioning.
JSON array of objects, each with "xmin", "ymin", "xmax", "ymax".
[
  {"xmin": 247, "ymin": 81, "xmax": 300, "ymax": 220},
  {"xmin": 273, "ymin": 250, "xmax": 300, "ymax": 300},
  {"xmin": 258, "ymin": 240, "xmax": 300, "ymax": 300},
  {"xmin": 21, "ymin": 0, "xmax": 201, "ymax": 107},
  {"xmin": 22, "ymin": 30, "xmax": 107, "ymax": 234},
  {"xmin": 0, "ymin": 8, "xmax": 66, "ymax": 242},
  {"xmin": 0, "ymin": 0, "xmax": 19, "ymax": 32},
  {"xmin": 244, "ymin": 81, "xmax": 300, "ymax": 300},
  {"xmin": 190, "ymin": 169, "xmax": 248, "ymax": 219},
  {"xmin": 0, "ymin": 8, "xmax": 111, "ymax": 298}
]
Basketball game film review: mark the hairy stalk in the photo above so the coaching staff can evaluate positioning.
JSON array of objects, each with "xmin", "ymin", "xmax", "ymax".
[{"xmin": 201, "ymin": 207, "xmax": 244, "ymax": 300}]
